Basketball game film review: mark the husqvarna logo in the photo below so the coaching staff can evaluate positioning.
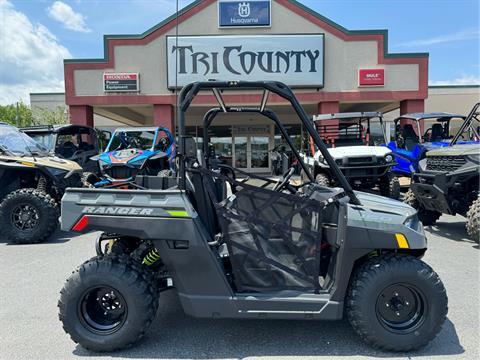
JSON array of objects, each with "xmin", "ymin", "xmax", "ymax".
[{"xmin": 238, "ymin": 2, "xmax": 250, "ymax": 17}]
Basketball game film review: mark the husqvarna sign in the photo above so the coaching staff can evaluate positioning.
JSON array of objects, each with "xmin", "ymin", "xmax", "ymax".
[
  {"xmin": 167, "ymin": 34, "xmax": 324, "ymax": 88},
  {"xmin": 218, "ymin": 0, "xmax": 271, "ymax": 27}
]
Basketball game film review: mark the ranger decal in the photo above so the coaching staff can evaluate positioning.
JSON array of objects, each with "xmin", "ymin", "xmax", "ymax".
[{"xmin": 82, "ymin": 206, "xmax": 154, "ymax": 216}]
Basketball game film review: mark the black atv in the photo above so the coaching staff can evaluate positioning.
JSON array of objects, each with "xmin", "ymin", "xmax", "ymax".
[
  {"xmin": 21, "ymin": 124, "xmax": 107, "ymax": 174},
  {"xmin": 58, "ymin": 81, "xmax": 447, "ymax": 352},
  {"xmin": 405, "ymin": 103, "xmax": 480, "ymax": 241},
  {"xmin": 0, "ymin": 123, "xmax": 83, "ymax": 244}
]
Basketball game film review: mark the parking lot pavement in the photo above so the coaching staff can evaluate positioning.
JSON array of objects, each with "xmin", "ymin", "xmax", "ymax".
[{"xmin": 0, "ymin": 215, "xmax": 478, "ymax": 360}]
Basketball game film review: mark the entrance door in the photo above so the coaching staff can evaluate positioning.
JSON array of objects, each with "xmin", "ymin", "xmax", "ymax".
[{"xmin": 233, "ymin": 135, "xmax": 271, "ymax": 173}]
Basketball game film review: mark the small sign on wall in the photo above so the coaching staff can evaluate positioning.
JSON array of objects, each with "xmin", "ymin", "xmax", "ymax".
[
  {"xmin": 218, "ymin": 0, "xmax": 271, "ymax": 28},
  {"xmin": 103, "ymin": 73, "xmax": 139, "ymax": 92},
  {"xmin": 358, "ymin": 69, "xmax": 385, "ymax": 87}
]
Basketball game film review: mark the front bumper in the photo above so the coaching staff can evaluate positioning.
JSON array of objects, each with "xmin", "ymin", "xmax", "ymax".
[{"xmin": 411, "ymin": 171, "xmax": 452, "ymax": 214}]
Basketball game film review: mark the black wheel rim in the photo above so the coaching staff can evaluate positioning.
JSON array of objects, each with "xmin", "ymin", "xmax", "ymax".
[
  {"xmin": 376, "ymin": 283, "xmax": 427, "ymax": 334},
  {"xmin": 11, "ymin": 204, "xmax": 40, "ymax": 231},
  {"xmin": 79, "ymin": 286, "xmax": 127, "ymax": 335}
]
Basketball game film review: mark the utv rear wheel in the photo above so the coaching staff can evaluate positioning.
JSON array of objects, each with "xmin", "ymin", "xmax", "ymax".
[
  {"xmin": 404, "ymin": 189, "xmax": 441, "ymax": 225},
  {"xmin": 0, "ymin": 188, "xmax": 58, "ymax": 244},
  {"xmin": 58, "ymin": 255, "xmax": 159, "ymax": 352},
  {"xmin": 379, "ymin": 174, "xmax": 400, "ymax": 199},
  {"xmin": 346, "ymin": 254, "xmax": 448, "ymax": 352},
  {"xmin": 315, "ymin": 173, "xmax": 330, "ymax": 187},
  {"xmin": 466, "ymin": 197, "xmax": 480, "ymax": 243}
]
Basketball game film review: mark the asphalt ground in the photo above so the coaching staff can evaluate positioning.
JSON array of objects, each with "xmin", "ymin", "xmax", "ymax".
[{"xmin": 0, "ymin": 214, "xmax": 478, "ymax": 360}]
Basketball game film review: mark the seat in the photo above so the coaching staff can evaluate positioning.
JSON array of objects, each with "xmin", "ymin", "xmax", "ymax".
[
  {"xmin": 430, "ymin": 124, "xmax": 444, "ymax": 142},
  {"xmin": 402, "ymin": 124, "xmax": 419, "ymax": 151},
  {"xmin": 189, "ymin": 170, "xmax": 220, "ymax": 239}
]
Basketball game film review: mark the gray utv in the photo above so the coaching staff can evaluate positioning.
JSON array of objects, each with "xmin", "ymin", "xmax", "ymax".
[
  {"xmin": 405, "ymin": 102, "xmax": 480, "ymax": 241},
  {"xmin": 58, "ymin": 81, "xmax": 447, "ymax": 352}
]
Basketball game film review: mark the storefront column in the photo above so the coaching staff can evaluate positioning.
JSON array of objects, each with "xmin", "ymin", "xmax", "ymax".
[
  {"xmin": 69, "ymin": 105, "xmax": 94, "ymax": 127},
  {"xmin": 400, "ymin": 99, "xmax": 425, "ymax": 134},
  {"xmin": 153, "ymin": 104, "xmax": 174, "ymax": 132},
  {"xmin": 317, "ymin": 101, "xmax": 340, "ymax": 146}
]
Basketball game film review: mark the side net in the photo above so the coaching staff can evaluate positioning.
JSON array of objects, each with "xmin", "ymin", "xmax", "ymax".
[{"xmin": 197, "ymin": 168, "xmax": 336, "ymax": 293}]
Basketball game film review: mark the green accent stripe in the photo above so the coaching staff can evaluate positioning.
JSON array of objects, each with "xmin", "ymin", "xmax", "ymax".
[{"xmin": 166, "ymin": 210, "xmax": 189, "ymax": 217}]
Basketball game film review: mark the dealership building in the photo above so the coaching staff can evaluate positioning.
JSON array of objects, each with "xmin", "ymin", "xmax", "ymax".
[{"xmin": 31, "ymin": 0, "xmax": 479, "ymax": 172}]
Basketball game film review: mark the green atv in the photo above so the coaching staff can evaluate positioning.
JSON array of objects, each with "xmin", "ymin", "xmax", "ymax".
[
  {"xmin": 0, "ymin": 122, "xmax": 83, "ymax": 244},
  {"xmin": 405, "ymin": 103, "xmax": 480, "ymax": 241}
]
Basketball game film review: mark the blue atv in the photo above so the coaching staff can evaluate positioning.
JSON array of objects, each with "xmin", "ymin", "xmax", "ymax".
[
  {"xmin": 87, "ymin": 126, "xmax": 175, "ymax": 188},
  {"xmin": 386, "ymin": 112, "xmax": 479, "ymax": 176}
]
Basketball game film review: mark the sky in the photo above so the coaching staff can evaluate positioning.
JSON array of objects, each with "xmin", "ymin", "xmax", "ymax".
[{"xmin": 0, "ymin": 0, "xmax": 479, "ymax": 105}]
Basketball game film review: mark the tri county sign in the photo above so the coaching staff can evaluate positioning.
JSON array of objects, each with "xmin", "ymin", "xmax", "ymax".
[{"xmin": 167, "ymin": 34, "xmax": 324, "ymax": 88}]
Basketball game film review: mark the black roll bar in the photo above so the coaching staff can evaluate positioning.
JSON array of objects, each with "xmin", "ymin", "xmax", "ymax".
[
  {"xmin": 178, "ymin": 81, "xmax": 360, "ymax": 205},
  {"xmin": 201, "ymin": 107, "xmax": 314, "ymax": 183},
  {"xmin": 450, "ymin": 102, "xmax": 480, "ymax": 146}
]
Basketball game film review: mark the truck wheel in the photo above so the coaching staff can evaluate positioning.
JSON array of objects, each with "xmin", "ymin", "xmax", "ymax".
[
  {"xmin": 379, "ymin": 175, "xmax": 400, "ymax": 199},
  {"xmin": 346, "ymin": 254, "xmax": 448, "ymax": 352},
  {"xmin": 466, "ymin": 197, "xmax": 480, "ymax": 243},
  {"xmin": 315, "ymin": 173, "xmax": 330, "ymax": 187},
  {"xmin": 81, "ymin": 172, "xmax": 100, "ymax": 188},
  {"xmin": 404, "ymin": 189, "xmax": 441, "ymax": 225},
  {"xmin": 58, "ymin": 255, "xmax": 159, "ymax": 352},
  {"xmin": 0, "ymin": 188, "xmax": 58, "ymax": 244}
]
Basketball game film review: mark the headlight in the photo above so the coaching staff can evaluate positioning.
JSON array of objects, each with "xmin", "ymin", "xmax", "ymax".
[{"xmin": 385, "ymin": 155, "xmax": 393, "ymax": 163}]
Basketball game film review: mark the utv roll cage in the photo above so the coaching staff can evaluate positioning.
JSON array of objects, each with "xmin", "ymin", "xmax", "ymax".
[
  {"xmin": 394, "ymin": 112, "xmax": 466, "ymax": 144},
  {"xmin": 313, "ymin": 112, "xmax": 387, "ymax": 147},
  {"xmin": 450, "ymin": 102, "xmax": 480, "ymax": 146},
  {"xmin": 177, "ymin": 81, "xmax": 360, "ymax": 205}
]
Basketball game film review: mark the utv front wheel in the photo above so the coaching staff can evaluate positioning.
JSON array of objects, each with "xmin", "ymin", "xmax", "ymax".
[
  {"xmin": 315, "ymin": 173, "xmax": 330, "ymax": 187},
  {"xmin": 58, "ymin": 255, "xmax": 159, "ymax": 352},
  {"xmin": 404, "ymin": 189, "xmax": 441, "ymax": 225},
  {"xmin": 379, "ymin": 174, "xmax": 400, "ymax": 199},
  {"xmin": 346, "ymin": 254, "xmax": 448, "ymax": 351},
  {"xmin": 0, "ymin": 188, "xmax": 58, "ymax": 244},
  {"xmin": 466, "ymin": 197, "xmax": 480, "ymax": 243}
]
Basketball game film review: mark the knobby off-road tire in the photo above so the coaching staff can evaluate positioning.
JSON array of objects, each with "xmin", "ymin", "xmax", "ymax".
[
  {"xmin": 466, "ymin": 197, "xmax": 480, "ymax": 243},
  {"xmin": 58, "ymin": 254, "xmax": 159, "ymax": 352},
  {"xmin": 404, "ymin": 189, "xmax": 441, "ymax": 225},
  {"xmin": 315, "ymin": 173, "xmax": 330, "ymax": 187},
  {"xmin": 346, "ymin": 254, "xmax": 448, "ymax": 352},
  {"xmin": 0, "ymin": 188, "xmax": 58, "ymax": 244},
  {"xmin": 379, "ymin": 175, "xmax": 401, "ymax": 200}
]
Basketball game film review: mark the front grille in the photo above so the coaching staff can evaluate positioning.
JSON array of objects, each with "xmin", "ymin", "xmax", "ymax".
[
  {"xmin": 105, "ymin": 167, "xmax": 138, "ymax": 179},
  {"xmin": 348, "ymin": 156, "xmax": 373, "ymax": 164},
  {"xmin": 426, "ymin": 156, "xmax": 467, "ymax": 172}
]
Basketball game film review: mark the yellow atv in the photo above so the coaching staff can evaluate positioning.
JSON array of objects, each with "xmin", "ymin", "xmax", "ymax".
[{"xmin": 0, "ymin": 122, "xmax": 83, "ymax": 244}]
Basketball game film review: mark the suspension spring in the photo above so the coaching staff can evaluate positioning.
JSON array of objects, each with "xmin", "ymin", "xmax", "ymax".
[
  {"xmin": 37, "ymin": 176, "xmax": 47, "ymax": 193},
  {"xmin": 142, "ymin": 248, "xmax": 161, "ymax": 266}
]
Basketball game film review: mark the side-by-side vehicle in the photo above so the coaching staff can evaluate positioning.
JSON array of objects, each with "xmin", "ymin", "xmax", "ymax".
[
  {"xmin": 58, "ymin": 81, "xmax": 447, "ymax": 353},
  {"xmin": 387, "ymin": 112, "xmax": 478, "ymax": 176},
  {"xmin": 302, "ymin": 112, "xmax": 400, "ymax": 199}
]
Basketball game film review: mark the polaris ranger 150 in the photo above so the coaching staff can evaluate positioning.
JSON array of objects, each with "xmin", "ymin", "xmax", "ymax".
[
  {"xmin": 405, "ymin": 103, "xmax": 480, "ymax": 240},
  {"xmin": 302, "ymin": 112, "xmax": 400, "ymax": 199},
  {"xmin": 58, "ymin": 81, "xmax": 447, "ymax": 352}
]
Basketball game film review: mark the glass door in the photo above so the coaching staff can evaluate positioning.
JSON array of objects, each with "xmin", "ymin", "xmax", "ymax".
[
  {"xmin": 250, "ymin": 136, "xmax": 270, "ymax": 172},
  {"xmin": 233, "ymin": 135, "xmax": 271, "ymax": 173},
  {"xmin": 234, "ymin": 136, "xmax": 248, "ymax": 169}
]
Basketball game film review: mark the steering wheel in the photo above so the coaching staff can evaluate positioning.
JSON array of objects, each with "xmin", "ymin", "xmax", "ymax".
[{"xmin": 273, "ymin": 167, "xmax": 295, "ymax": 192}]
